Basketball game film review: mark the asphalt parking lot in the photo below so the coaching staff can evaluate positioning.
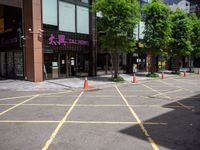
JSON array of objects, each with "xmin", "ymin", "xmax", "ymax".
[{"xmin": 0, "ymin": 74, "xmax": 200, "ymax": 150}]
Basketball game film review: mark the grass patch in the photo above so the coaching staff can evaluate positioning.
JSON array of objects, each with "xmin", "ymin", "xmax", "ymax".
[
  {"xmin": 146, "ymin": 72, "xmax": 159, "ymax": 78},
  {"xmin": 189, "ymin": 70, "xmax": 195, "ymax": 73},
  {"xmin": 109, "ymin": 76, "xmax": 125, "ymax": 82}
]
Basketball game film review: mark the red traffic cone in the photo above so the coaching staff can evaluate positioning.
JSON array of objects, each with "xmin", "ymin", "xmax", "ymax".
[
  {"xmin": 184, "ymin": 70, "xmax": 186, "ymax": 77},
  {"xmin": 133, "ymin": 74, "xmax": 136, "ymax": 83},
  {"xmin": 84, "ymin": 77, "xmax": 88, "ymax": 89},
  {"xmin": 161, "ymin": 72, "xmax": 164, "ymax": 80}
]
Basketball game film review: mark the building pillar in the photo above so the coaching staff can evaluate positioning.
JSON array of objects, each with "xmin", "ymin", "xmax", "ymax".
[{"xmin": 23, "ymin": 0, "xmax": 43, "ymax": 82}]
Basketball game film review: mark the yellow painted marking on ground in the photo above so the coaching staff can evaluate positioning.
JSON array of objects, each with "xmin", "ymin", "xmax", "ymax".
[
  {"xmin": 0, "ymin": 95, "xmax": 33, "ymax": 101},
  {"xmin": 0, "ymin": 120, "xmax": 60, "ymax": 123},
  {"xmin": 141, "ymin": 84, "xmax": 192, "ymax": 111},
  {"xmin": 0, "ymin": 95, "xmax": 39, "ymax": 116},
  {"xmin": 39, "ymin": 96, "xmax": 64, "ymax": 98},
  {"xmin": 175, "ymin": 101, "xmax": 193, "ymax": 110},
  {"xmin": 42, "ymin": 91, "xmax": 84, "ymax": 150},
  {"xmin": 0, "ymin": 104, "xmax": 72, "ymax": 107},
  {"xmin": 115, "ymin": 86, "xmax": 159, "ymax": 150},
  {"xmin": 158, "ymin": 80, "xmax": 194, "ymax": 93},
  {"xmin": 151, "ymin": 89, "xmax": 183, "ymax": 97},
  {"xmin": 0, "ymin": 104, "xmax": 194, "ymax": 109},
  {"xmin": 141, "ymin": 84, "xmax": 171, "ymax": 100},
  {"xmin": 0, "ymin": 120, "xmax": 167, "ymax": 125},
  {"xmin": 0, "ymin": 90, "xmax": 72, "ymax": 101},
  {"xmin": 182, "ymin": 79, "xmax": 200, "ymax": 82},
  {"xmin": 171, "ymin": 78, "xmax": 198, "ymax": 85}
]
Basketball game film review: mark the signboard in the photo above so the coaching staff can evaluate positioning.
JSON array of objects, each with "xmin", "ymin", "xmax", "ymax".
[
  {"xmin": 48, "ymin": 34, "xmax": 89, "ymax": 46},
  {"xmin": 0, "ymin": 18, "xmax": 4, "ymax": 33}
]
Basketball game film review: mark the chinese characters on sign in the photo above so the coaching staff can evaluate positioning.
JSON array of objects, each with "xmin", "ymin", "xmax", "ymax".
[{"xmin": 48, "ymin": 34, "xmax": 89, "ymax": 46}]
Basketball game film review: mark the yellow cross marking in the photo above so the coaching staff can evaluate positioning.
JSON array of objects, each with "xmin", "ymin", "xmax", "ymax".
[{"xmin": 116, "ymin": 86, "xmax": 159, "ymax": 150}]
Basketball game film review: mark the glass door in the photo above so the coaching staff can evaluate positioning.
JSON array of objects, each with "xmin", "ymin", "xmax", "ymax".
[{"xmin": 59, "ymin": 53, "xmax": 67, "ymax": 78}]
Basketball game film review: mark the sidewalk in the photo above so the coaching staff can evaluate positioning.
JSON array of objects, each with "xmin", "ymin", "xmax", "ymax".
[{"xmin": 0, "ymin": 74, "xmax": 152, "ymax": 92}]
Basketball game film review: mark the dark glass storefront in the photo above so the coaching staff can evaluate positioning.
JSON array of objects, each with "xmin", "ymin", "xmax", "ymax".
[
  {"xmin": 0, "ymin": 5, "xmax": 24, "ymax": 78},
  {"xmin": 44, "ymin": 52, "xmax": 89, "ymax": 79}
]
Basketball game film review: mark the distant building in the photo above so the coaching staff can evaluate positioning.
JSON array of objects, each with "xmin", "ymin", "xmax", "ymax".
[{"xmin": 163, "ymin": 0, "xmax": 190, "ymax": 13}]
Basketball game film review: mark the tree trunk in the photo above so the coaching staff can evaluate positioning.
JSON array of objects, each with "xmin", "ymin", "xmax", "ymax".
[
  {"xmin": 147, "ymin": 54, "xmax": 156, "ymax": 73},
  {"xmin": 111, "ymin": 52, "xmax": 119, "ymax": 78},
  {"xmin": 171, "ymin": 56, "xmax": 180, "ymax": 72}
]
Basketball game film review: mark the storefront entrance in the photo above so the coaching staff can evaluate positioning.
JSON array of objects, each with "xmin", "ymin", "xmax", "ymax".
[
  {"xmin": 59, "ymin": 53, "xmax": 76, "ymax": 78},
  {"xmin": 44, "ymin": 52, "xmax": 88, "ymax": 80}
]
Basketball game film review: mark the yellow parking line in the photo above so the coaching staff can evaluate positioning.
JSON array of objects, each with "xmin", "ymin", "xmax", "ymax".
[
  {"xmin": 0, "ymin": 91, "xmax": 72, "ymax": 101},
  {"xmin": 42, "ymin": 91, "xmax": 84, "ymax": 150},
  {"xmin": 0, "ymin": 104, "xmax": 194, "ymax": 109},
  {"xmin": 0, "ymin": 120, "xmax": 60, "ymax": 123},
  {"xmin": 171, "ymin": 78, "xmax": 198, "ymax": 85},
  {"xmin": 65, "ymin": 120, "xmax": 167, "ymax": 125},
  {"xmin": 141, "ymin": 84, "xmax": 171, "ymax": 100},
  {"xmin": 116, "ymin": 86, "xmax": 159, "ymax": 150},
  {"xmin": 151, "ymin": 89, "xmax": 183, "ymax": 97},
  {"xmin": 0, "ymin": 120, "xmax": 167, "ymax": 125},
  {"xmin": 0, "ymin": 95, "xmax": 34, "ymax": 101},
  {"xmin": 0, "ymin": 95, "xmax": 39, "ymax": 116},
  {"xmin": 157, "ymin": 80, "xmax": 194, "ymax": 93},
  {"xmin": 141, "ymin": 84, "xmax": 192, "ymax": 111}
]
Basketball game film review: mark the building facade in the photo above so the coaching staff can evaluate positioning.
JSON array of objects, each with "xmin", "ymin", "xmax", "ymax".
[{"xmin": 0, "ymin": 0, "xmax": 97, "ymax": 82}]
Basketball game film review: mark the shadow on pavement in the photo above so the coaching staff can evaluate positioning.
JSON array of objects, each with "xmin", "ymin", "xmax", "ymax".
[{"xmin": 120, "ymin": 94, "xmax": 200, "ymax": 150}]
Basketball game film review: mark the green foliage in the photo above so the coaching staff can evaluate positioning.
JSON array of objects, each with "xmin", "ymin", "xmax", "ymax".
[
  {"xmin": 146, "ymin": 72, "xmax": 159, "ymax": 78},
  {"xmin": 170, "ymin": 8, "xmax": 193, "ymax": 56},
  {"xmin": 143, "ymin": 0, "xmax": 172, "ymax": 54},
  {"xmin": 92, "ymin": 0, "xmax": 140, "ymax": 53},
  {"xmin": 109, "ymin": 76, "xmax": 125, "ymax": 82},
  {"xmin": 171, "ymin": 71, "xmax": 180, "ymax": 75},
  {"xmin": 191, "ymin": 13, "xmax": 200, "ymax": 57}
]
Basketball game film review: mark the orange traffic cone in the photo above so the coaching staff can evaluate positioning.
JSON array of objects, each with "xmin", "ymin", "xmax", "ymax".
[
  {"xmin": 161, "ymin": 72, "xmax": 164, "ymax": 80},
  {"xmin": 184, "ymin": 70, "xmax": 186, "ymax": 77},
  {"xmin": 84, "ymin": 77, "xmax": 88, "ymax": 89},
  {"xmin": 133, "ymin": 74, "xmax": 136, "ymax": 83},
  {"xmin": 198, "ymin": 70, "xmax": 200, "ymax": 75}
]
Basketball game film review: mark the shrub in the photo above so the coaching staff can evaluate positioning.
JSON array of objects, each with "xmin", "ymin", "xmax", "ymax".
[
  {"xmin": 171, "ymin": 71, "xmax": 180, "ymax": 75},
  {"xmin": 146, "ymin": 72, "xmax": 159, "ymax": 78},
  {"xmin": 109, "ymin": 76, "xmax": 125, "ymax": 82}
]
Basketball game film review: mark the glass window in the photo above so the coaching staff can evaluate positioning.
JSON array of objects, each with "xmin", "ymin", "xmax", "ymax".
[
  {"xmin": 42, "ymin": 0, "xmax": 57, "ymax": 26},
  {"xmin": 59, "ymin": 1, "xmax": 75, "ymax": 32},
  {"xmin": 77, "ymin": 6, "xmax": 89, "ymax": 34},
  {"xmin": 77, "ymin": 0, "xmax": 89, "ymax": 4}
]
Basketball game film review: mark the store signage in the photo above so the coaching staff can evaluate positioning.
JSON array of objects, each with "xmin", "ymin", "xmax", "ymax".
[{"xmin": 48, "ymin": 34, "xmax": 89, "ymax": 46}]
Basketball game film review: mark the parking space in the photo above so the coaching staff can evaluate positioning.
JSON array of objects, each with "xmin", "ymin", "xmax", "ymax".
[
  {"xmin": 48, "ymin": 124, "xmax": 152, "ymax": 150},
  {"xmin": 0, "ymin": 74, "xmax": 199, "ymax": 150}
]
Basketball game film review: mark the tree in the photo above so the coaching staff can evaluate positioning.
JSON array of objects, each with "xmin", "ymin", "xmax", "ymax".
[
  {"xmin": 143, "ymin": 0, "xmax": 172, "ymax": 72},
  {"xmin": 170, "ymin": 8, "xmax": 193, "ymax": 71},
  {"xmin": 92, "ymin": 0, "xmax": 139, "ymax": 78},
  {"xmin": 191, "ymin": 14, "xmax": 200, "ymax": 57}
]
